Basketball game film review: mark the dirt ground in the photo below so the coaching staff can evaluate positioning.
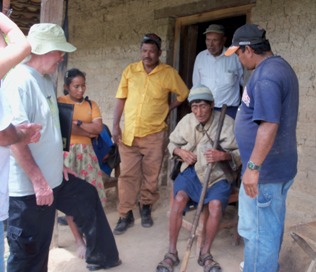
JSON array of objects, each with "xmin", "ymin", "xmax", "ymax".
[{"xmin": 4, "ymin": 185, "xmax": 313, "ymax": 272}]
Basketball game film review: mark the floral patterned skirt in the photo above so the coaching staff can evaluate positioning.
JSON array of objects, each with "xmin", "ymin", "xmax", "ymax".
[{"xmin": 63, "ymin": 143, "xmax": 106, "ymax": 208}]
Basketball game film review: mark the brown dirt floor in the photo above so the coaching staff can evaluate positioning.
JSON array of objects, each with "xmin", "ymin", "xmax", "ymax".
[{"xmin": 4, "ymin": 186, "xmax": 313, "ymax": 272}]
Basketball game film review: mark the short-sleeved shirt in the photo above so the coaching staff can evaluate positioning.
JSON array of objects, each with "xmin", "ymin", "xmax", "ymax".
[
  {"xmin": 235, "ymin": 56, "xmax": 299, "ymax": 184},
  {"xmin": 4, "ymin": 64, "xmax": 64, "ymax": 196},
  {"xmin": 57, "ymin": 95, "xmax": 102, "ymax": 145},
  {"xmin": 116, "ymin": 61, "xmax": 189, "ymax": 146},
  {"xmin": 192, "ymin": 48, "xmax": 243, "ymax": 108},
  {"xmin": 0, "ymin": 85, "xmax": 12, "ymax": 220}
]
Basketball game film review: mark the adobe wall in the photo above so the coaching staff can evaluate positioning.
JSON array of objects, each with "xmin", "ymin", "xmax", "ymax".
[
  {"xmin": 64, "ymin": 0, "xmax": 316, "ymax": 228},
  {"xmin": 250, "ymin": 0, "xmax": 316, "ymax": 225}
]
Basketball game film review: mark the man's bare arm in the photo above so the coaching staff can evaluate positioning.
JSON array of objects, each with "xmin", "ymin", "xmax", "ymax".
[
  {"xmin": 0, "ymin": 123, "xmax": 41, "ymax": 146},
  {"xmin": 11, "ymin": 143, "xmax": 53, "ymax": 206},
  {"xmin": 112, "ymin": 98, "xmax": 126, "ymax": 144}
]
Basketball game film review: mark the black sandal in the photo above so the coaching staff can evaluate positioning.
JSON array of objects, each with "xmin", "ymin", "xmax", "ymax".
[
  {"xmin": 198, "ymin": 252, "xmax": 221, "ymax": 272},
  {"xmin": 156, "ymin": 252, "xmax": 180, "ymax": 272}
]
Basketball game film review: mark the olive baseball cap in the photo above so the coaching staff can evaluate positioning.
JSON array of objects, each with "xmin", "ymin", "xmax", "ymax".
[
  {"xmin": 27, "ymin": 23, "xmax": 77, "ymax": 55},
  {"xmin": 203, "ymin": 24, "xmax": 225, "ymax": 35},
  {"xmin": 225, "ymin": 24, "xmax": 267, "ymax": 56}
]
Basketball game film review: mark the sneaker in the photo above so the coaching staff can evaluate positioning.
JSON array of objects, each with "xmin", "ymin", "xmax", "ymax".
[
  {"xmin": 139, "ymin": 204, "xmax": 153, "ymax": 228},
  {"xmin": 113, "ymin": 211, "xmax": 134, "ymax": 235},
  {"xmin": 240, "ymin": 261, "xmax": 244, "ymax": 272}
]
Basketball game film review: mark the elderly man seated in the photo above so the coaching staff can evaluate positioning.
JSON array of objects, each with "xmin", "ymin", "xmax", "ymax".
[{"xmin": 156, "ymin": 85, "xmax": 241, "ymax": 272}]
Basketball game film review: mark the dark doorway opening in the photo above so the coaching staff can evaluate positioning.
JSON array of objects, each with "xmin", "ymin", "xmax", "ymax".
[{"xmin": 177, "ymin": 15, "xmax": 246, "ymax": 122}]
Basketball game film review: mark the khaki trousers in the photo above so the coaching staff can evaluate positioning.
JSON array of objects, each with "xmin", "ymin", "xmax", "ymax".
[{"xmin": 117, "ymin": 131, "xmax": 165, "ymax": 216}]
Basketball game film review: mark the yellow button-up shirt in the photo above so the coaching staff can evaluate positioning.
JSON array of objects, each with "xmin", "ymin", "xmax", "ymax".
[{"xmin": 116, "ymin": 61, "xmax": 189, "ymax": 146}]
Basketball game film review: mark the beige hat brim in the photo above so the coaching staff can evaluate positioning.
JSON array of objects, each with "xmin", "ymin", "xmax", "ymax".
[
  {"xmin": 224, "ymin": 46, "xmax": 240, "ymax": 56},
  {"xmin": 31, "ymin": 41, "xmax": 77, "ymax": 55}
]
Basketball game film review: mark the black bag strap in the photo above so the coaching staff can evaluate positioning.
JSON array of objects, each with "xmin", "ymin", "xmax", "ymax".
[{"xmin": 85, "ymin": 96, "xmax": 92, "ymax": 109}]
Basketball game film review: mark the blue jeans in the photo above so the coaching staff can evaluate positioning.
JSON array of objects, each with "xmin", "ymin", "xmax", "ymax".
[
  {"xmin": 238, "ymin": 179, "xmax": 294, "ymax": 272},
  {"xmin": 0, "ymin": 221, "xmax": 4, "ymax": 272}
]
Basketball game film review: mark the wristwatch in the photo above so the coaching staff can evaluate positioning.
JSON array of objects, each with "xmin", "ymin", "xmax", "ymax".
[
  {"xmin": 247, "ymin": 160, "xmax": 261, "ymax": 171},
  {"xmin": 76, "ymin": 120, "xmax": 82, "ymax": 127}
]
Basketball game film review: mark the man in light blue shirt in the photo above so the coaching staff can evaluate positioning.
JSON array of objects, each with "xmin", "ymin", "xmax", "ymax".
[{"xmin": 192, "ymin": 24, "xmax": 243, "ymax": 119}]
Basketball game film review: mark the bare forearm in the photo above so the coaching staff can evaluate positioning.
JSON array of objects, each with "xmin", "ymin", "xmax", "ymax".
[
  {"xmin": 72, "ymin": 119, "xmax": 102, "ymax": 137},
  {"xmin": 249, "ymin": 122, "xmax": 279, "ymax": 165},
  {"xmin": 11, "ymin": 143, "xmax": 45, "ymax": 185},
  {"xmin": 0, "ymin": 124, "xmax": 20, "ymax": 146},
  {"xmin": 11, "ymin": 143, "xmax": 53, "ymax": 205},
  {"xmin": 112, "ymin": 98, "xmax": 125, "ymax": 128},
  {"xmin": 0, "ymin": 13, "xmax": 31, "ymax": 78},
  {"xmin": 169, "ymin": 99, "xmax": 182, "ymax": 112}
]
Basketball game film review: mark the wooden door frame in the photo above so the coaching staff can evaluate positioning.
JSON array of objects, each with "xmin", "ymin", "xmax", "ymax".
[
  {"xmin": 168, "ymin": 4, "xmax": 254, "ymax": 131},
  {"xmin": 173, "ymin": 4, "xmax": 254, "ymax": 71}
]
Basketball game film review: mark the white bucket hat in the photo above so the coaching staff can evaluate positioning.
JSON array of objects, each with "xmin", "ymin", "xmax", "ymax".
[{"xmin": 27, "ymin": 23, "xmax": 77, "ymax": 55}]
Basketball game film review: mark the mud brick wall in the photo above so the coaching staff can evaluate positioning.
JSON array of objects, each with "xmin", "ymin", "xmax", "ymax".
[{"xmin": 250, "ymin": 0, "xmax": 316, "ymax": 225}]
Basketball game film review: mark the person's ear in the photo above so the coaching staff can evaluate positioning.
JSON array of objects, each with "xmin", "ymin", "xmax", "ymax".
[{"xmin": 245, "ymin": 46, "xmax": 254, "ymax": 55}]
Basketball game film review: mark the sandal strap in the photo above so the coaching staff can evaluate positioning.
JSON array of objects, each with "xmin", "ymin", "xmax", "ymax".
[
  {"xmin": 198, "ymin": 253, "xmax": 214, "ymax": 266},
  {"xmin": 156, "ymin": 261, "xmax": 173, "ymax": 272},
  {"xmin": 163, "ymin": 252, "xmax": 180, "ymax": 266},
  {"xmin": 156, "ymin": 252, "xmax": 180, "ymax": 272},
  {"xmin": 198, "ymin": 253, "xmax": 221, "ymax": 272},
  {"xmin": 204, "ymin": 260, "xmax": 221, "ymax": 272}
]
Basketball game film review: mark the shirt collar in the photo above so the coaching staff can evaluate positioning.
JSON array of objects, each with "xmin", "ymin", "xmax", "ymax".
[
  {"xmin": 194, "ymin": 111, "xmax": 215, "ymax": 133},
  {"xmin": 206, "ymin": 47, "xmax": 227, "ymax": 58},
  {"xmin": 136, "ymin": 60, "xmax": 163, "ymax": 74}
]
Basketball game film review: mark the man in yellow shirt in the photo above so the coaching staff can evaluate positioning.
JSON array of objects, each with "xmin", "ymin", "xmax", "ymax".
[{"xmin": 112, "ymin": 33, "xmax": 189, "ymax": 235}]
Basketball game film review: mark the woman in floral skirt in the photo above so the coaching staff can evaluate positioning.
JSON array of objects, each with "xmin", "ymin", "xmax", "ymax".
[{"xmin": 58, "ymin": 68, "xmax": 106, "ymax": 258}]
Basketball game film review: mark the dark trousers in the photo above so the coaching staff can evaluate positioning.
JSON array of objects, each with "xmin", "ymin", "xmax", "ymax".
[
  {"xmin": 214, "ymin": 106, "xmax": 238, "ymax": 119},
  {"xmin": 6, "ymin": 175, "xmax": 119, "ymax": 272}
]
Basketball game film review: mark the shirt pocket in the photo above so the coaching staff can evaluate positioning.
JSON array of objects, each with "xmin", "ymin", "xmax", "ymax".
[{"xmin": 220, "ymin": 71, "xmax": 238, "ymax": 89}]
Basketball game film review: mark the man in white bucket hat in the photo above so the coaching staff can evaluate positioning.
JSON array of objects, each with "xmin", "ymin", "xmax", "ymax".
[{"xmin": 3, "ymin": 23, "xmax": 121, "ymax": 271}]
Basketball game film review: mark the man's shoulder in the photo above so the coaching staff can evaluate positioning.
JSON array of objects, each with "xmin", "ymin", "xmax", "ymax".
[
  {"xmin": 178, "ymin": 112, "xmax": 198, "ymax": 126},
  {"xmin": 4, "ymin": 64, "xmax": 32, "ymax": 87},
  {"xmin": 125, "ymin": 61, "xmax": 142, "ymax": 70},
  {"xmin": 157, "ymin": 62, "xmax": 177, "ymax": 71},
  {"xmin": 195, "ymin": 49, "xmax": 208, "ymax": 59},
  {"xmin": 213, "ymin": 110, "xmax": 235, "ymax": 126},
  {"xmin": 6, "ymin": 64, "xmax": 28, "ymax": 78}
]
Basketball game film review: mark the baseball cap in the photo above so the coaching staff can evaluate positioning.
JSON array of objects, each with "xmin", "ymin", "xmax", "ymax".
[
  {"xmin": 225, "ymin": 24, "xmax": 267, "ymax": 56},
  {"xmin": 188, "ymin": 85, "xmax": 214, "ymax": 103},
  {"xmin": 27, "ymin": 23, "xmax": 77, "ymax": 55},
  {"xmin": 142, "ymin": 33, "xmax": 162, "ymax": 50},
  {"xmin": 203, "ymin": 24, "xmax": 225, "ymax": 35}
]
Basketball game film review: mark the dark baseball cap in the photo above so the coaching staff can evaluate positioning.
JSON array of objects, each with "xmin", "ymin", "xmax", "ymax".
[
  {"xmin": 225, "ymin": 24, "xmax": 267, "ymax": 56},
  {"xmin": 142, "ymin": 33, "xmax": 162, "ymax": 50}
]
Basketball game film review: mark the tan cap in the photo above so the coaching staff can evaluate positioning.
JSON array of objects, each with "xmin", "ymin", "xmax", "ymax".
[{"xmin": 203, "ymin": 24, "xmax": 225, "ymax": 35}]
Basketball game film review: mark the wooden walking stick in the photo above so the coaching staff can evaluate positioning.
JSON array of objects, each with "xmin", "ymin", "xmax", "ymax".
[{"xmin": 179, "ymin": 105, "xmax": 227, "ymax": 272}]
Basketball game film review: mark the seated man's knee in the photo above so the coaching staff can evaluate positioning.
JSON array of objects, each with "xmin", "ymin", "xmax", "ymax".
[
  {"xmin": 207, "ymin": 200, "xmax": 222, "ymax": 217},
  {"xmin": 171, "ymin": 191, "xmax": 189, "ymax": 213}
]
